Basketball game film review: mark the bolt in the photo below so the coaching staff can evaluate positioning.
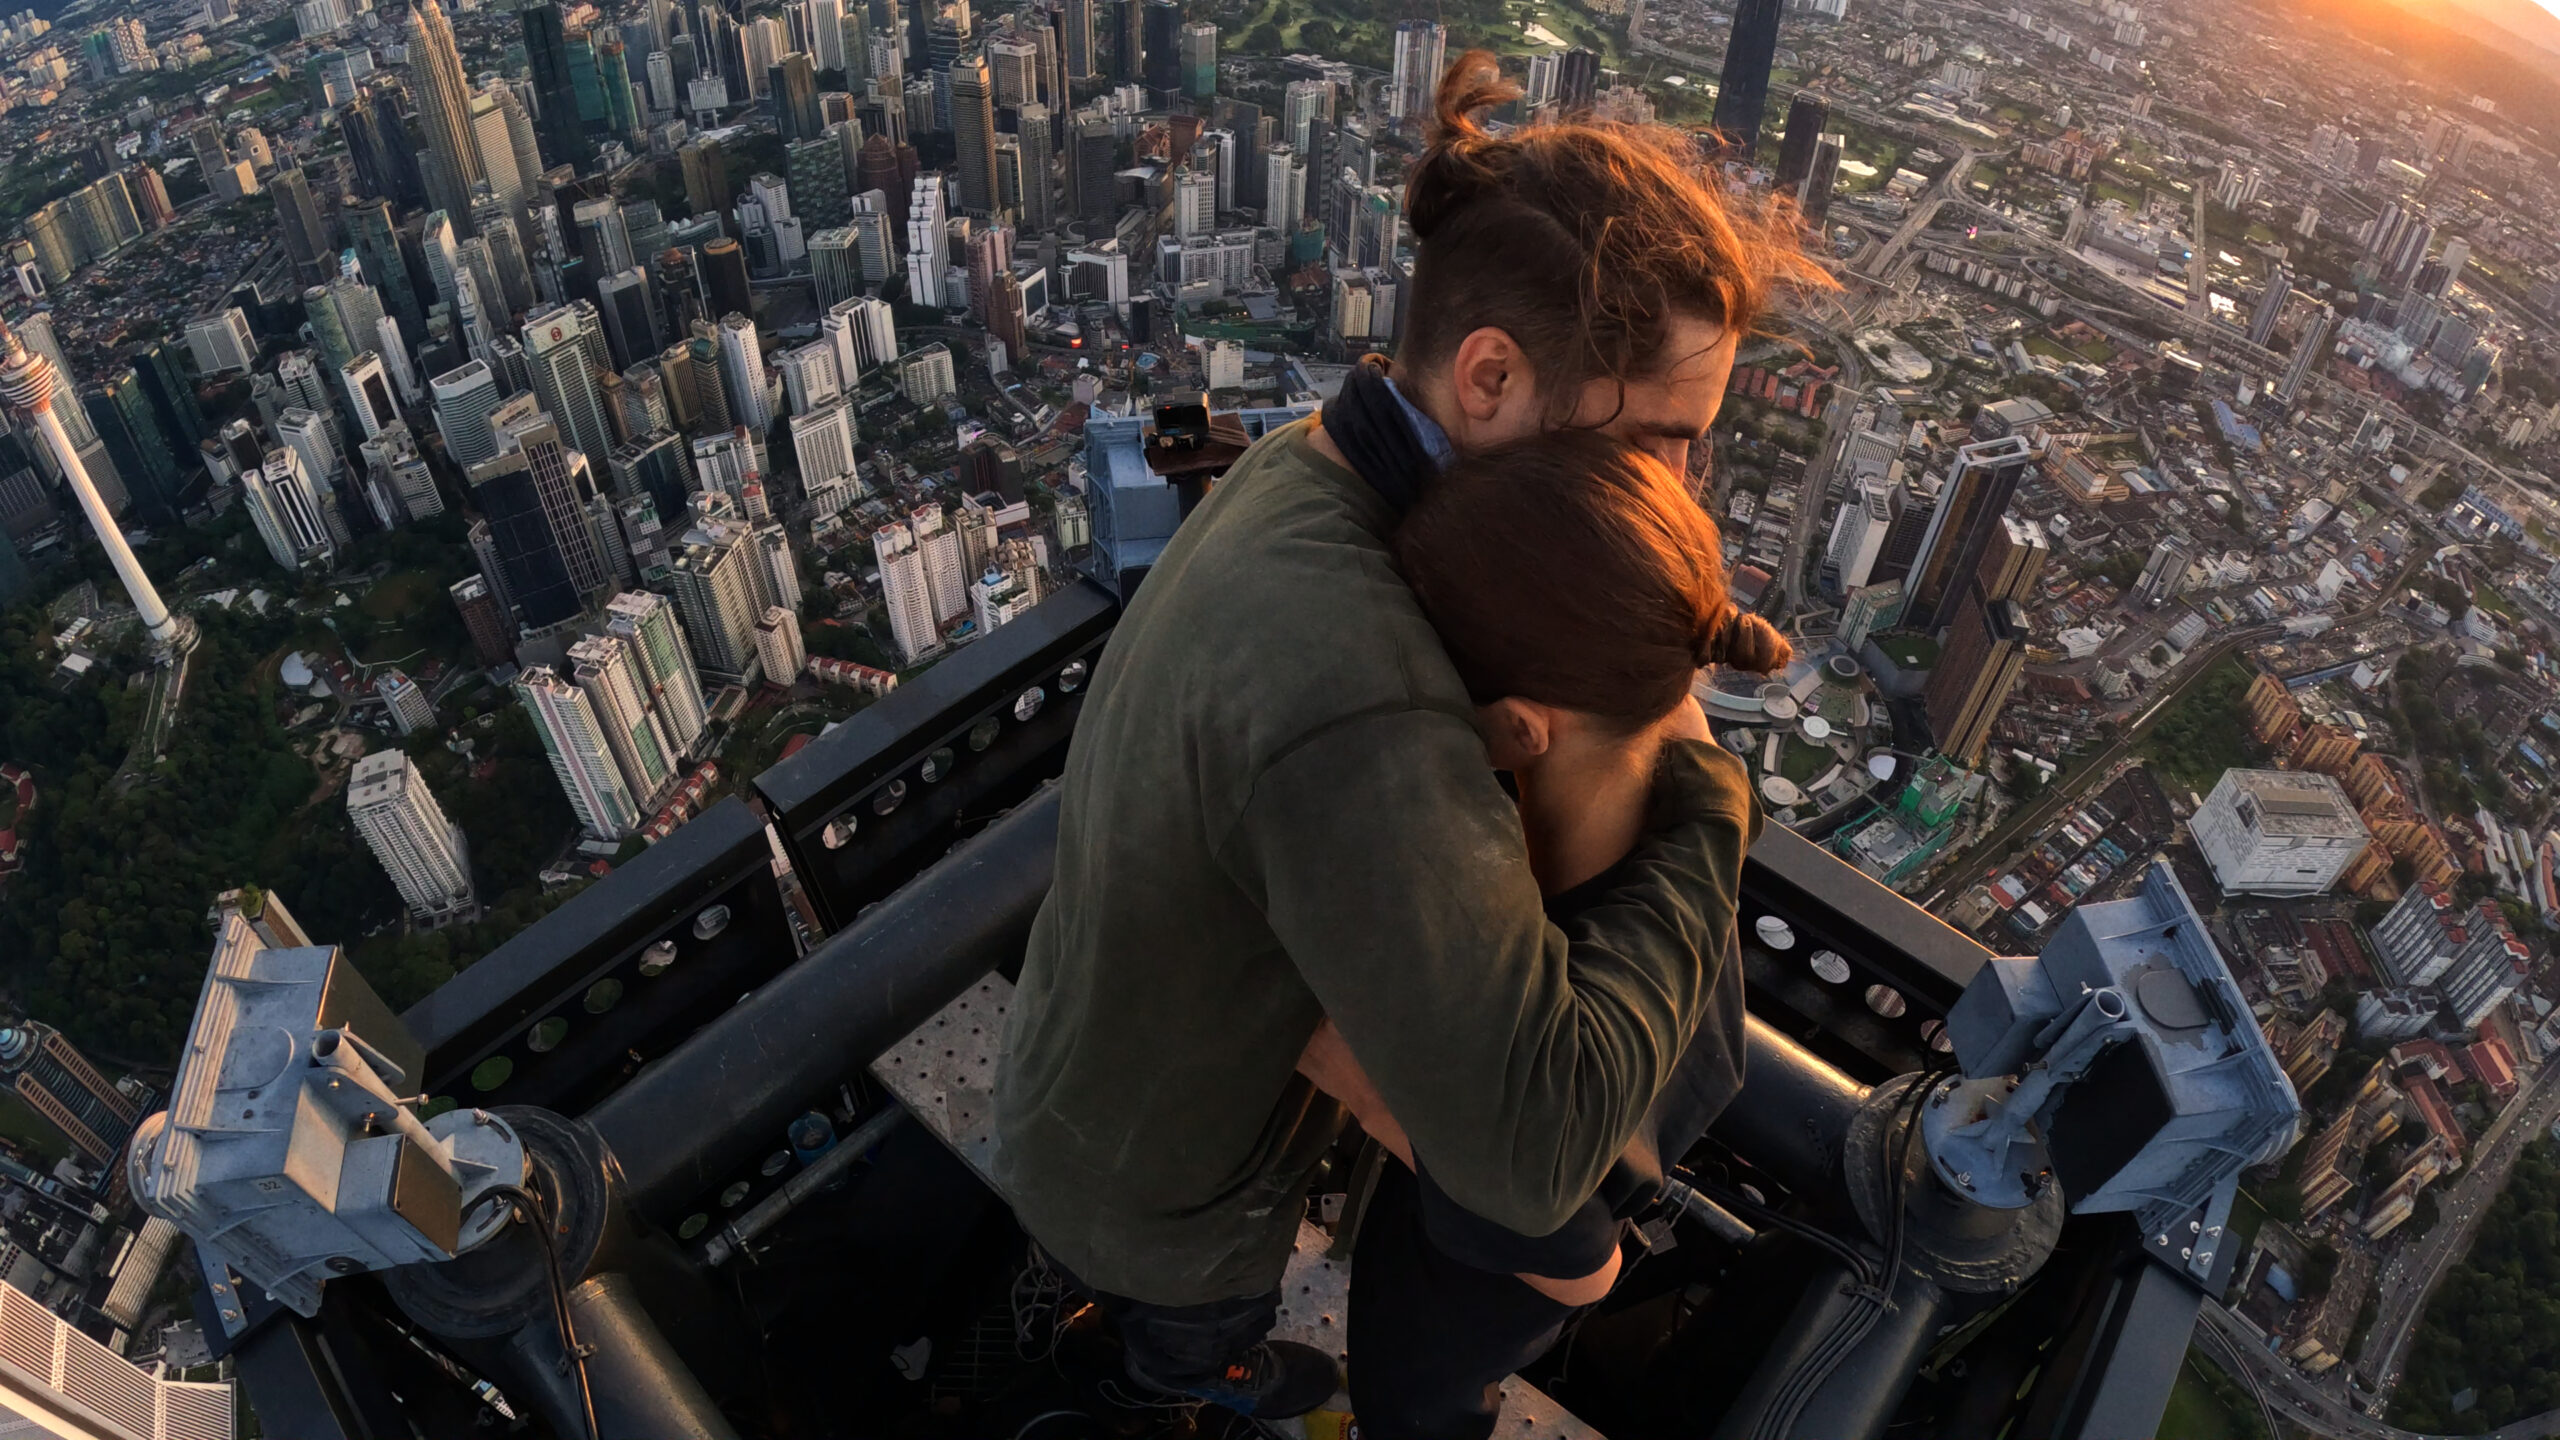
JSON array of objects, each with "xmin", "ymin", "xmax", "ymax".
[
  {"xmin": 1958, "ymin": 1171, "xmax": 1974, "ymax": 1187},
  {"xmin": 2191, "ymin": 1220, "xmax": 2202, "ymax": 1233}
]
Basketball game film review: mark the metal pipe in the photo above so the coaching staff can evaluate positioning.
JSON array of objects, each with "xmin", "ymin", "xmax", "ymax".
[
  {"xmin": 1711, "ymin": 1256, "xmax": 1950, "ymax": 1440},
  {"xmin": 1709, "ymin": 1015, "xmax": 1874, "ymax": 1196},
  {"xmin": 590, "ymin": 788, "xmax": 1060, "ymax": 1218},
  {"xmin": 703, "ymin": 1106, "xmax": 907, "ymax": 1266}
]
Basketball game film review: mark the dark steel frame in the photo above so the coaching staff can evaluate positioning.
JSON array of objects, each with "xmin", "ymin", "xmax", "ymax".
[{"xmin": 210, "ymin": 589, "xmax": 2200, "ymax": 1440}]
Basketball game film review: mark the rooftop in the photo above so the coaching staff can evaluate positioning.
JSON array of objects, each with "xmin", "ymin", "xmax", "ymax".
[{"xmin": 2214, "ymin": 768, "xmax": 2368, "ymax": 839}]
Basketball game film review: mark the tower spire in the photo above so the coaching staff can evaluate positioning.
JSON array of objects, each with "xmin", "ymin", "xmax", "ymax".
[{"xmin": 0, "ymin": 317, "xmax": 190, "ymax": 658}]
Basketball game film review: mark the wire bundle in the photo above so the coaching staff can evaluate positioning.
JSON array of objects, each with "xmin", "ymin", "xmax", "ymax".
[{"xmin": 464, "ymin": 1180, "xmax": 600, "ymax": 1440}]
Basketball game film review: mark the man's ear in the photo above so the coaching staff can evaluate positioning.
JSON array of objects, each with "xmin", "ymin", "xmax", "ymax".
[{"xmin": 1475, "ymin": 697, "xmax": 1553, "ymax": 771}]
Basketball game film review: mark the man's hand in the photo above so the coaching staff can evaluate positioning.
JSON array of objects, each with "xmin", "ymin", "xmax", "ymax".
[{"xmin": 1298, "ymin": 1019, "xmax": 1414, "ymax": 1169}]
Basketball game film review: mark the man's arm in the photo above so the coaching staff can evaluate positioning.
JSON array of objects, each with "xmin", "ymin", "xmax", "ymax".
[{"xmin": 1220, "ymin": 709, "xmax": 1755, "ymax": 1239}]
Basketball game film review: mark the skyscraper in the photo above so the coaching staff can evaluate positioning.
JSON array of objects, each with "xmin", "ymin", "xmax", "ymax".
[
  {"xmin": 1389, "ymin": 21, "xmax": 1444, "ymax": 125},
  {"xmin": 1923, "ymin": 515, "xmax": 2048, "ymax": 767},
  {"xmin": 569, "ymin": 633, "xmax": 678, "ymax": 804},
  {"xmin": 2247, "ymin": 266, "xmax": 2291, "ymax": 347},
  {"xmin": 666, "ymin": 518, "xmax": 764, "ymax": 682},
  {"xmin": 2280, "ymin": 306, "xmax": 2336, "ymax": 404},
  {"xmin": 1556, "ymin": 48, "xmax": 1599, "ymax": 113},
  {"xmin": 495, "ymin": 405, "xmax": 612, "ymax": 596},
  {"xmin": 1901, "ymin": 435, "xmax": 2036, "ymax": 632},
  {"xmin": 0, "ymin": 1021, "xmax": 141, "ymax": 1168},
  {"xmin": 522, "ymin": 304, "xmax": 619, "ymax": 460},
  {"xmin": 517, "ymin": 665, "xmax": 642, "ymax": 838},
  {"xmin": 1710, "ymin": 0, "xmax": 1783, "ymax": 154},
  {"xmin": 1180, "ymin": 19, "xmax": 1215, "ymax": 99},
  {"xmin": 271, "ymin": 167, "xmax": 332, "ymax": 283},
  {"xmin": 755, "ymin": 605, "xmax": 807, "ymax": 684},
  {"xmin": 950, "ymin": 54, "xmax": 998, "ymax": 216},
  {"xmin": 403, "ymin": 0, "xmax": 487, "ymax": 227},
  {"xmin": 1773, "ymin": 93, "xmax": 1830, "ymax": 193},
  {"xmin": 431, "ymin": 359, "xmax": 507, "ymax": 468},
  {"xmin": 1141, "ymin": 0, "xmax": 1181, "ymax": 106},
  {"xmin": 241, "ymin": 447, "xmax": 337, "ymax": 571},
  {"xmin": 347, "ymin": 750, "xmax": 478, "ymax": 922},
  {"xmin": 717, "ymin": 313, "xmax": 772, "ymax": 432},
  {"xmin": 605, "ymin": 590, "xmax": 708, "ymax": 758},
  {"xmin": 451, "ymin": 573, "xmax": 517, "ymax": 666}
]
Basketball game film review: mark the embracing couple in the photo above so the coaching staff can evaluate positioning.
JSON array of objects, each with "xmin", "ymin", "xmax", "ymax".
[{"xmin": 992, "ymin": 52, "xmax": 1830, "ymax": 1440}]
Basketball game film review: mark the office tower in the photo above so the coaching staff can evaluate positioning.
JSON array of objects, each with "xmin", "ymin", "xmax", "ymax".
[
  {"xmin": 1063, "ymin": 0, "xmax": 1096, "ymax": 77},
  {"xmin": 825, "ymin": 294, "xmax": 898, "ymax": 377},
  {"xmin": 701, "ymin": 236, "xmax": 754, "ymax": 318},
  {"xmin": 497, "ymin": 406, "xmax": 612, "ymax": 594},
  {"xmin": 1141, "ymin": 0, "xmax": 1180, "ymax": 104},
  {"xmin": 1389, "ymin": 21, "xmax": 1444, "ymax": 125},
  {"xmin": 1174, "ymin": 167, "xmax": 1214, "ymax": 239},
  {"xmin": 0, "ymin": 1021, "xmax": 140, "ymax": 1169},
  {"xmin": 1901, "ymin": 435, "xmax": 2035, "ymax": 631},
  {"xmin": 340, "ymin": 352, "xmax": 401, "ymax": 440},
  {"xmin": 347, "ymin": 750, "xmax": 477, "ymax": 921},
  {"xmin": 596, "ymin": 268, "xmax": 665, "ymax": 371},
  {"xmin": 688, "ymin": 334, "xmax": 732, "ymax": 432},
  {"xmin": 1774, "ymin": 93, "xmax": 1829, "ymax": 193},
  {"xmin": 405, "ymin": 0, "xmax": 487, "ymax": 227},
  {"xmin": 467, "ymin": 444, "xmax": 585, "ymax": 629},
  {"xmin": 1557, "ymin": 48, "xmax": 1599, "ymax": 112},
  {"xmin": 524, "ymin": 1, "xmax": 592, "ymax": 164},
  {"xmin": 680, "ymin": 136, "xmax": 730, "ymax": 217},
  {"xmin": 570, "ymin": 633, "xmax": 678, "ymax": 803},
  {"xmin": 790, "ymin": 396, "xmax": 859, "ymax": 493},
  {"xmin": 2247, "ymin": 266, "xmax": 2290, "ymax": 347},
  {"xmin": 1922, "ymin": 515, "xmax": 2046, "ymax": 766},
  {"xmin": 0, "ymin": 323, "xmax": 186, "ymax": 654},
  {"xmin": 1711, "ymin": 0, "xmax": 1784, "ymax": 153},
  {"xmin": 128, "ymin": 342, "xmax": 206, "ymax": 472},
  {"xmin": 1071, "ymin": 116, "xmax": 1116, "ymax": 221},
  {"xmin": 1821, "ymin": 477, "xmax": 1896, "ymax": 594},
  {"xmin": 2280, "ymin": 306, "xmax": 2335, "ymax": 404},
  {"xmin": 522, "ymin": 304, "xmax": 619, "ymax": 459},
  {"xmin": 271, "ymin": 167, "xmax": 332, "ymax": 283},
  {"xmin": 755, "ymin": 605, "xmax": 806, "ymax": 683},
  {"xmin": 274, "ymin": 409, "xmax": 339, "ymax": 499},
  {"xmin": 716, "ymin": 314, "xmax": 772, "ymax": 432},
  {"xmin": 809, "ymin": 227, "xmax": 861, "ymax": 307},
  {"xmin": 605, "ymin": 590, "xmax": 708, "ymax": 757},
  {"xmin": 361, "ymin": 420, "xmax": 442, "ymax": 521},
  {"xmin": 596, "ymin": 29, "xmax": 641, "ymax": 138},
  {"xmin": 242, "ymin": 448, "xmax": 337, "ymax": 571},
  {"xmin": 1264, "ymin": 145, "xmax": 1306, "ymax": 237},
  {"xmin": 573, "ymin": 196, "xmax": 636, "ymax": 276},
  {"xmin": 430, "ymin": 359, "xmax": 507, "ymax": 467},
  {"xmin": 1180, "ymin": 19, "xmax": 1215, "ymax": 99},
  {"xmin": 989, "ymin": 31, "xmax": 1039, "ymax": 105},
  {"xmin": 666, "ymin": 521, "xmax": 763, "ymax": 682},
  {"xmin": 789, "ymin": 135, "xmax": 855, "ymax": 228},
  {"xmin": 469, "ymin": 92, "xmax": 526, "ymax": 212},
  {"xmin": 947, "ymin": 54, "xmax": 999, "ymax": 216},
  {"xmin": 517, "ymin": 665, "xmax": 643, "ymax": 838},
  {"xmin": 1799, "ymin": 133, "xmax": 1842, "ymax": 226}
]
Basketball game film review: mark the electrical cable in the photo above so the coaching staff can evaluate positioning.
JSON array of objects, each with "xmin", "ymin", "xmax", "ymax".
[
  {"xmin": 465, "ymin": 1180, "xmax": 600, "ymax": 1440},
  {"xmin": 1704, "ymin": 1052, "xmax": 1957, "ymax": 1440}
]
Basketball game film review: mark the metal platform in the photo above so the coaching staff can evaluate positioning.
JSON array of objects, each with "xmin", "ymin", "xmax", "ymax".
[{"xmin": 872, "ymin": 975, "xmax": 1601, "ymax": 1440}]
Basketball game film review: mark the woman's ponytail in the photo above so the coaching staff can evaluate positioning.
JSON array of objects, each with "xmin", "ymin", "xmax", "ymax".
[{"xmin": 1697, "ymin": 610, "xmax": 1791, "ymax": 676}]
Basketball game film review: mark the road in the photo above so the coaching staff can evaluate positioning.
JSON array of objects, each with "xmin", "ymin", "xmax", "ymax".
[
  {"xmin": 2202, "ymin": 1299, "xmax": 2560, "ymax": 1440},
  {"xmin": 2360, "ymin": 1056, "xmax": 2560, "ymax": 1403}
]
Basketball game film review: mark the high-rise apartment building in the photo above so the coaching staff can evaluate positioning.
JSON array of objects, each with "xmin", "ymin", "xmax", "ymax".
[
  {"xmin": 717, "ymin": 313, "xmax": 773, "ymax": 432},
  {"xmin": 451, "ymin": 573, "xmax": 515, "ymax": 666},
  {"xmin": 754, "ymin": 605, "xmax": 806, "ymax": 686},
  {"xmin": 570, "ymin": 633, "xmax": 679, "ymax": 806},
  {"xmin": 346, "ymin": 750, "xmax": 477, "ymax": 922},
  {"xmin": 1389, "ymin": 21, "xmax": 1444, "ymax": 124},
  {"xmin": 517, "ymin": 665, "xmax": 642, "ymax": 839},
  {"xmin": 605, "ymin": 590, "xmax": 708, "ymax": 759},
  {"xmin": 666, "ymin": 518, "xmax": 764, "ymax": 683}
]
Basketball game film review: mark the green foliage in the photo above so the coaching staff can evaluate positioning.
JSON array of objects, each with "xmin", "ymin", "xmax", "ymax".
[
  {"xmin": 2394, "ymin": 1139, "xmax": 2560, "ymax": 1432},
  {"xmin": 2141, "ymin": 657, "xmax": 2261, "ymax": 796},
  {"xmin": 2418, "ymin": 474, "xmax": 2466, "ymax": 511}
]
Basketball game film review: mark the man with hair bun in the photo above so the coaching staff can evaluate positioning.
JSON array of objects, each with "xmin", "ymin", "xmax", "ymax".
[{"xmin": 993, "ymin": 50, "xmax": 1830, "ymax": 1433}]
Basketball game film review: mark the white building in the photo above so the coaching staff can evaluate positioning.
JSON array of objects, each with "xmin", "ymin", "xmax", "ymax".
[
  {"xmin": 241, "ymin": 448, "xmax": 335, "ymax": 571},
  {"xmin": 754, "ymin": 604, "xmax": 805, "ymax": 685},
  {"xmin": 776, "ymin": 341, "xmax": 842, "ymax": 416},
  {"xmin": 717, "ymin": 312, "xmax": 773, "ymax": 432},
  {"xmin": 790, "ymin": 398, "xmax": 859, "ymax": 493},
  {"xmin": 1822, "ymin": 478, "xmax": 1894, "ymax": 592},
  {"xmin": 517, "ymin": 664, "xmax": 642, "ymax": 840},
  {"xmin": 184, "ymin": 307, "xmax": 255, "ymax": 374},
  {"xmin": 2191, "ymin": 769, "xmax": 2370, "ymax": 897},
  {"xmin": 898, "ymin": 343, "xmax": 956, "ymax": 405},
  {"xmin": 375, "ymin": 669, "xmax": 435, "ymax": 735},
  {"xmin": 824, "ymin": 294, "xmax": 898, "ymax": 379},
  {"xmin": 345, "ymin": 749, "xmax": 476, "ymax": 922},
  {"xmin": 875, "ymin": 508, "xmax": 964, "ymax": 663},
  {"xmin": 904, "ymin": 173, "xmax": 949, "ymax": 308}
]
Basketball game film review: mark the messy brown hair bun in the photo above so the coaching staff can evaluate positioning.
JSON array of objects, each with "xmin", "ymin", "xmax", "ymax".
[
  {"xmin": 1401, "ymin": 49, "xmax": 1834, "ymax": 426},
  {"xmin": 1396, "ymin": 431, "xmax": 1793, "ymax": 735}
]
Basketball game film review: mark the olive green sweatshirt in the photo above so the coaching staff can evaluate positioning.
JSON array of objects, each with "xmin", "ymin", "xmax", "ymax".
[{"xmin": 992, "ymin": 420, "xmax": 1758, "ymax": 1306}]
